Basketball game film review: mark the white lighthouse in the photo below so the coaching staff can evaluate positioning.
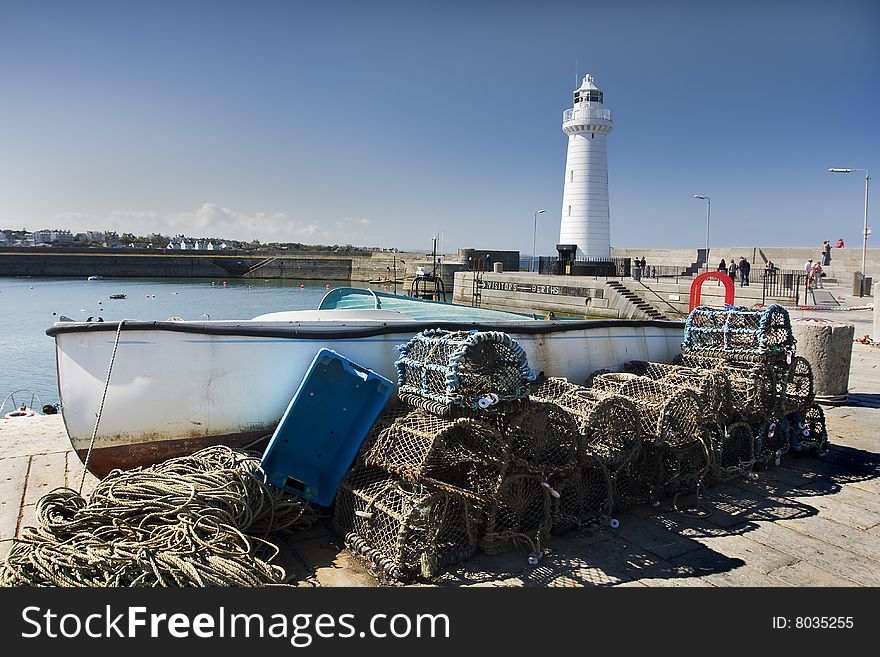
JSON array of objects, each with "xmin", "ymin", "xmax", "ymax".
[{"xmin": 558, "ymin": 73, "xmax": 614, "ymax": 259}]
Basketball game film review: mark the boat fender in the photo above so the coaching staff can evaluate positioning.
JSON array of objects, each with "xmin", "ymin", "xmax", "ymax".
[
  {"xmin": 541, "ymin": 482, "xmax": 561, "ymax": 499},
  {"xmin": 477, "ymin": 393, "xmax": 500, "ymax": 409}
]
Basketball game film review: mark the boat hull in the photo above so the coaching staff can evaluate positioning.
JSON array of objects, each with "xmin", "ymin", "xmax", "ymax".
[{"xmin": 51, "ymin": 315, "xmax": 685, "ymax": 475}]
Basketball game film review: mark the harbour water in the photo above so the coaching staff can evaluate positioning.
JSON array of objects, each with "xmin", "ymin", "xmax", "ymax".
[{"xmin": 0, "ymin": 276, "xmax": 379, "ymax": 409}]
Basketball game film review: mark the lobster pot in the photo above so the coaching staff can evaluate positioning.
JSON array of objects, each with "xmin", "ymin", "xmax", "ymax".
[
  {"xmin": 334, "ymin": 466, "xmax": 478, "ymax": 582},
  {"xmin": 490, "ymin": 400, "xmax": 579, "ymax": 477},
  {"xmin": 662, "ymin": 436, "xmax": 711, "ymax": 497},
  {"xmin": 780, "ymin": 356, "xmax": 815, "ymax": 415},
  {"xmin": 589, "ymin": 372, "xmax": 642, "ymax": 394},
  {"xmin": 625, "ymin": 360, "xmax": 730, "ymax": 421},
  {"xmin": 479, "ymin": 474, "xmax": 552, "ymax": 555},
  {"xmin": 715, "ymin": 361, "xmax": 781, "ymax": 420},
  {"xmin": 594, "ymin": 376, "xmax": 703, "ymax": 448},
  {"xmin": 363, "ymin": 409, "xmax": 508, "ymax": 502},
  {"xmin": 531, "ymin": 378, "xmax": 641, "ymax": 468},
  {"xmin": 754, "ymin": 418, "xmax": 790, "ymax": 467},
  {"xmin": 682, "ymin": 304, "xmax": 795, "ymax": 360},
  {"xmin": 550, "ymin": 459, "xmax": 612, "ymax": 534},
  {"xmin": 395, "ymin": 329, "xmax": 535, "ymax": 415},
  {"xmin": 357, "ymin": 398, "xmax": 412, "ymax": 463},
  {"xmin": 789, "ymin": 404, "xmax": 828, "ymax": 454},
  {"xmin": 610, "ymin": 445, "xmax": 665, "ymax": 511},
  {"xmin": 706, "ymin": 421, "xmax": 755, "ymax": 482},
  {"xmin": 583, "ymin": 367, "xmax": 613, "ymax": 387}
]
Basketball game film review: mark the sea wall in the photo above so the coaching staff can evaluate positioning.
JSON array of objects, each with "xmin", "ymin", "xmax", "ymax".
[{"xmin": 0, "ymin": 248, "xmax": 449, "ymax": 282}]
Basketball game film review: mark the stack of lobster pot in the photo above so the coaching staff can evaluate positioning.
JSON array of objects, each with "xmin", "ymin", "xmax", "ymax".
[
  {"xmin": 587, "ymin": 371, "xmax": 709, "ymax": 502},
  {"xmin": 529, "ymin": 377, "xmax": 640, "ymax": 532},
  {"xmin": 675, "ymin": 303, "xmax": 827, "ymax": 471},
  {"xmin": 335, "ymin": 329, "xmax": 576, "ymax": 582}
]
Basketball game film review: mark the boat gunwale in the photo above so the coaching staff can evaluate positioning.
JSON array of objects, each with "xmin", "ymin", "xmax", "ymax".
[{"xmin": 47, "ymin": 317, "xmax": 685, "ymax": 340}]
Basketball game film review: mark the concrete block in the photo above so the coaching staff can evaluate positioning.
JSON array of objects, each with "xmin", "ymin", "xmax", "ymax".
[{"xmin": 791, "ymin": 319, "xmax": 855, "ymax": 405}]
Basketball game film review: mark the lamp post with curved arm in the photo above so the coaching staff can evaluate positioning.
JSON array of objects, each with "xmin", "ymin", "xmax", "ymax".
[
  {"xmin": 533, "ymin": 209, "xmax": 546, "ymax": 272},
  {"xmin": 828, "ymin": 168, "xmax": 870, "ymax": 296}
]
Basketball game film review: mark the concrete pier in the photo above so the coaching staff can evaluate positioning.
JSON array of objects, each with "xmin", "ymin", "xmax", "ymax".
[{"xmin": 2, "ymin": 337, "xmax": 878, "ymax": 586}]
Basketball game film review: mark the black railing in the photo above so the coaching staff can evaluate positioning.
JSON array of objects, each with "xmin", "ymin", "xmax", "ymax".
[
  {"xmin": 761, "ymin": 269, "xmax": 803, "ymax": 305},
  {"xmin": 538, "ymin": 256, "xmax": 630, "ymax": 277}
]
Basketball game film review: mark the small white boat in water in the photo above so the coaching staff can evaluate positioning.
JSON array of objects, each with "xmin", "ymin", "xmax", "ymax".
[
  {"xmin": 48, "ymin": 288, "xmax": 685, "ymax": 476},
  {"xmin": 87, "ymin": 275, "xmax": 103, "ymax": 281}
]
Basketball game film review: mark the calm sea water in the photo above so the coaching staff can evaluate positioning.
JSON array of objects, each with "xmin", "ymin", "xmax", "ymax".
[{"xmin": 0, "ymin": 276, "xmax": 380, "ymax": 411}]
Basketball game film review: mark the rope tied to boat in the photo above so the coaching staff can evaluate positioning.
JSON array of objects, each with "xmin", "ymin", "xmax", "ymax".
[
  {"xmin": 0, "ymin": 446, "xmax": 316, "ymax": 587},
  {"xmin": 79, "ymin": 318, "xmax": 126, "ymax": 494}
]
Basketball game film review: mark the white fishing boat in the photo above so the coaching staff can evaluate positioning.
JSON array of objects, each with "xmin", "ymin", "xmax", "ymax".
[{"xmin": 48, "ymin": 287, "xmax": 685, "ymax": 476}]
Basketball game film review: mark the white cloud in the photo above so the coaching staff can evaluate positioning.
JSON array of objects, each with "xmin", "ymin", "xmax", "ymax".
[{"xmin": 46, "ymin": 203, "xmax": 374, "ymax": 245}]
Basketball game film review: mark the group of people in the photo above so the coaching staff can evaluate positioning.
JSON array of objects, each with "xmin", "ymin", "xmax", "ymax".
[
  {"xmin": 808, "ymin": 238, "xmax": 845, "ymax": 289},
  {"xmin": 805, "ymin": 258, "xmax": 825, "ymax": 289},
  {"xmin": 633, "ymin": 256, "xmax": 654, "ymax": 278},
  {"xmin": 717, "ymin": 256, "xmax": 752, "ymax": 287}
]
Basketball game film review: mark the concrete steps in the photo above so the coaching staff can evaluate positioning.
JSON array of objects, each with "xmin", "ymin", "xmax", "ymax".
[{"xmin": 606, "ymin": 281, "xmax": 668, "ymax": 320}]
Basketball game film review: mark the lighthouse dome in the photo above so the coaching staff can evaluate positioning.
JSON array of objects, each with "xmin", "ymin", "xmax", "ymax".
[{"xmin": 574, "ymin": 74, "xmax": 603, "ymax": 104}]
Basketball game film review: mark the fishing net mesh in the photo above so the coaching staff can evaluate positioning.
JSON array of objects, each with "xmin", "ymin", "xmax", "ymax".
[
  {"xmin": 591, "ymin": 374, "xmax": 703, "ymax": 449},
  {"xmin": 488, "ymin": 400, "xmax": 579, "ymax": 478},
  {"xmin": 662, "ymin": 436, "xmax": 712, "ymax": 497},
  {"xmin": 789, "ymin": 403, "xmax": 828, "ymax": 454},
  {"xmin": 803, "ymin": 403, "xmax": 828, "ymax": 451},
  {"xmin": 550, "ymin": 459, "xmax": 613, "ymax": 534},
  {"xmin": 334, "ymin": 465, "xmax": 478, "ymax": 582},
  {"xmin": 362, "ymin": 409, "xmax": 508, "ymax": 502},
  {"xmin": 610, "ymin": 445, "xmax": 665, "ymax": 511},
  {"xmin": 531, "ymin": 378, "xmax": 641, "ymax": 467},
  {"xmin": 779, "ymin": 356, "xmax": 815, "ymax": 415},
  {"xmin": 479, "ymin": 473, "xmax": 552, "ymax": 556},
  {"xmin": 706, "ymin": 421, "xmax": 756, "ymax": 482},
  {"xmin": 755, "ymin": 418, "xmax": 790, "ymax": 467}
]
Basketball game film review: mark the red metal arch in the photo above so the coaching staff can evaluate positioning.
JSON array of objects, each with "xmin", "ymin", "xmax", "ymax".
[{"xmin": 689, "ymin": 271, "xmax": 735, "ymax": 312}]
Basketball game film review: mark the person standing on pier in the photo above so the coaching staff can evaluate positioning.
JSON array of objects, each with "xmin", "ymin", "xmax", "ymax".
[
  {"xmin": 812, "ymin": 260, "xmax": 824, "ymax": 288},
  {"xmin": 717, "ymin": 258, "xmax": 726, "ymax": 285},
  {"xmin": 804, "ymin": 258, "xmax": 815, "ymax": 289},
  {"xmin": 727, "ymin": 258, "xmax": 738, "ymax": 283},
  {"xmin": 821, "ymin": 240, "xmax": 832, "ymax": 266},
  {"xmin": 738, "ymin": 257, "xmax": 750, "ymax": 287}
]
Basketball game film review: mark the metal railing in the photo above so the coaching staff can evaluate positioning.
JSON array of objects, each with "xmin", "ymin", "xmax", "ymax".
[
  {"xmin": 538, "ymin": 256, "xmax": 630, "ymax": 277},
  {"xmin": 761, "ymin": 269, "xmax": 804, "ymax": 305},
  {"xmin": 562, "ymin": 107, "xmax": 613, "ymax": 123}
]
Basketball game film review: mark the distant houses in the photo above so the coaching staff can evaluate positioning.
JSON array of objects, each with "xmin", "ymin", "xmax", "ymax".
[{"xmin": 165, "ymin": 234, "xmax": 228, "ymax": 251}]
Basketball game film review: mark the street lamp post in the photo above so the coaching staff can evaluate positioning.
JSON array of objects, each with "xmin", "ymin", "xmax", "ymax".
[
  {"xmin": 533, "ymin": 209, "xmax": 546, "ymax": 273},
  {"xmin": 693, "ymin": 195, "xmax": 711, "ymax": 271},
  {"xmin": 828, "ymin": 168, "xmax": 870, "ymax": 297}
]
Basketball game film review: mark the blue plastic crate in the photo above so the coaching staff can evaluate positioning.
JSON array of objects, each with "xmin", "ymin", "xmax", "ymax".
[{"xmin": 260, "ymin": 348, "xmax": 394, "ymax": 506}]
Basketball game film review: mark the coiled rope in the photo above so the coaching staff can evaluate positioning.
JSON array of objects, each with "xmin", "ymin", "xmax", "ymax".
[{"xmin": 0, "ymin": 446, "xmax": 315, "ymax": 587}]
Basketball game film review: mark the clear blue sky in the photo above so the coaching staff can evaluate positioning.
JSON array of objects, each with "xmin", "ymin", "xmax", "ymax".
[{"xmin": 0, "ymin": 0, "xmax": 877, "ymax": 255}]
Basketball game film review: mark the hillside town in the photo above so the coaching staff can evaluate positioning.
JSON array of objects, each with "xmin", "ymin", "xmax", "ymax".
[{"xmin": 0, "ymin": 228, "xmax": 376, "ymax": 254}]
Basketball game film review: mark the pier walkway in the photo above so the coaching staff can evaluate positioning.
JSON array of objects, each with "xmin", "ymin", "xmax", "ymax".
[{"xmin": 2, "ymin": 340, "xmax": 878, "ymax": 587}]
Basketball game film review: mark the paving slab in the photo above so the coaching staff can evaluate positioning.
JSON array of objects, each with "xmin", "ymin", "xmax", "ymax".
[
  {"xmin": 745, "ymin": 522, "xmax": 880, "ymax": 586},
  {"xmin": 0, "ymin": 456, "xmax": 29, "ymax": 558},
  {"xmin": 22, "ymin": 451, "xmax": 67, "ymax": 508},
  {"xmin": 777, "ymin": 514, "xmax": 880, "ymax": 562},
  {"xmin": 768, "ymin": 561, "xmax": 860, "ymax": 587}
]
